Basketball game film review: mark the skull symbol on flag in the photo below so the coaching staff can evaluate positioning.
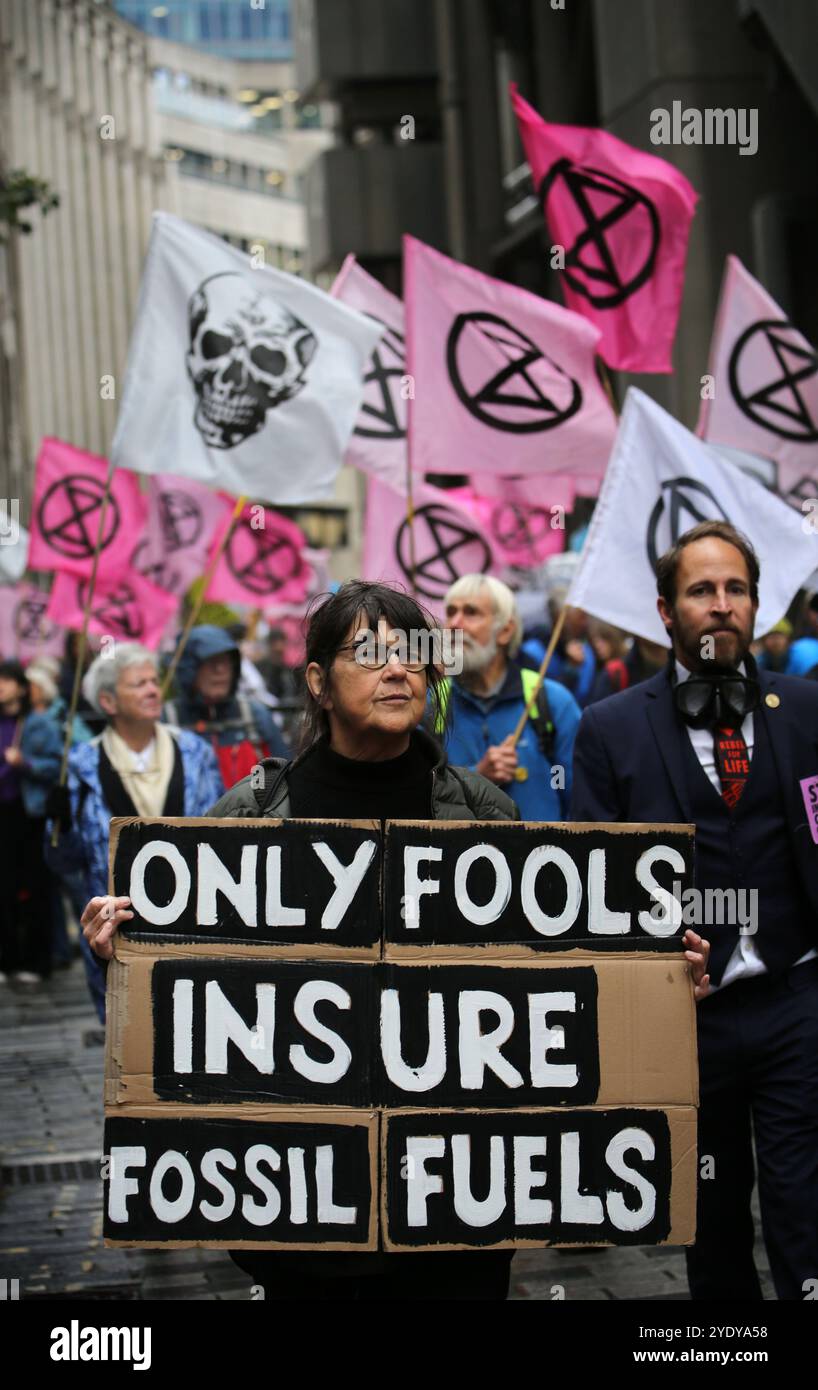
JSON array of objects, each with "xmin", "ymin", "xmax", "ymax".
[{"xmin": 186, "ymin": 272, "xmax": 318, "ymax": 449}]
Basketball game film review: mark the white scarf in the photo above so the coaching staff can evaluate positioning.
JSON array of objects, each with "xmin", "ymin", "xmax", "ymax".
[{"xmin": 101, "ymin": 723, "xmax": 176, "ymax": 818}]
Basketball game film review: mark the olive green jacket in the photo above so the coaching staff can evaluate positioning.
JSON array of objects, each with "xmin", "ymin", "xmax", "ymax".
[{"xmin": 206, "ymin": 727, "xmax": 519, "ymax": 822}]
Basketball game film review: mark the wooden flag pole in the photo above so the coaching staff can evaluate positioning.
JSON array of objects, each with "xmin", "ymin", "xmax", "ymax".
[
  {"xmin": 509, "ymin": 604, "xmax": 568, "ymax": 750},
  {"xmin": 160, "ymin": 492, "xmax": 246, "ymax": 699},
  {"xmin": 51, "ymin": 459, "xmax": 116, "ymax": 847}
]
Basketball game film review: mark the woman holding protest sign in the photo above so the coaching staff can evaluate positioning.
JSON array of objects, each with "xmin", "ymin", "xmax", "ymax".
[{"xmin": 81, "ymin": 581, "xmax": 710, "ymax": 1301}]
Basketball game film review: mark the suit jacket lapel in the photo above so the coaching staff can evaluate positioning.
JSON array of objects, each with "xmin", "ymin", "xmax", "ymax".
[
  {"xmin": 645, "ymin": 669, "xmax": 693, "ymax": 821},
  {"xmin": 756, "ymin": 671, "xmax": 798, "ymax": 820}
]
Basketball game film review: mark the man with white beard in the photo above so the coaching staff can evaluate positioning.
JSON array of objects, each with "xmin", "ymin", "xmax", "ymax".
[{"xmin": 439, "ymin": 575, "xmax": 581, "ymax": 820}]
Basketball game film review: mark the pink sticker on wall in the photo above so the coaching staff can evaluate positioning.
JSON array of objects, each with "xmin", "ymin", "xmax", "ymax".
[{"xmin": 801, "ymin": 776, "xmax": 818, "ymax": 845}]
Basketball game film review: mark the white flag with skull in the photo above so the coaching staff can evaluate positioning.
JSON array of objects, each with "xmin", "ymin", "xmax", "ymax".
[{"xmin": 111, "ymin": 213, "xmax": 382, "ymax": 504}]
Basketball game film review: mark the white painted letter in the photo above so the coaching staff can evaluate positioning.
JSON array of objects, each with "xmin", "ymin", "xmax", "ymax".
[
  {"xmin": 204, "ymin": 981, "xmax": 276, "ymax": 1073},
  {"xmin": 605, "ymin": 1128, "xmax": 656, "ymax": 1231},
  {"xmin": 459, "ymin": 991, "xmax": 524, "ymax": 1090},
  {"xmin": 264, "ymin": 845, "xmax": 306, "ymax": 926},
  {"xmin": 529, "ymin": 992, "xmax": 578, "ymax": 1088},
  {"xmin": 521, "ymin": 846, "xmax": 582, "ymax": 936},
  {"xmin": 454, "ymin": 844, "xmax": 512, "ymax": 926},
  {"xmin": 636, "ymin": 846, "xmax": 686, "ymax": 934},
  {"xmin": 514, "ymin": 1136, "xmax": 552, "ymax": 1224},
  {"xmin": 380, "ymin": 989, "xmax": 446, "ymax": 1091},
  {"xmin": 312, "ymin": 839, "xmax": 377, "ymax": 930},
  {"xmin": 452, "ymin": 1133, "xmax": 506, "ymax": 1226},
  {"xmin": 560, "ymin": 1132, "xmax": 604, "ymax": 1224},
  {"xmin": 587, "ymin": 848, "xmax": 630, "ymax": 934},
  {"xmin": 149, "ymin": 1151, "xmax": 195, "ymax": 1223},
  {"xmin": 199, "ymin": 1149, "xmax": 237, "ymax": 1221},
  {"xmin": 129, "ymin": 841, "xmax": 190, "ymax": 926},
  {"xmin": 107, "ymin": 1146, "xmax": 146, "ymax": 1223},
  {"xmin": 316, "ymin": 1145, "xmax": 357, "ymax": 1223},
  {"xmin": 405, "ymin": 1136, "xmax": 445, "ymax": 1226},
  {"xmin": 402, "ymin": 846, "xmax": 442, "ymax": 929},
  {"xmin": 197, "ymin": 843, "xmax": 258, "ymax": 927},
  {"xmin": 289, "ymin": 980, "xmax": 352, "ymax": 1084}
]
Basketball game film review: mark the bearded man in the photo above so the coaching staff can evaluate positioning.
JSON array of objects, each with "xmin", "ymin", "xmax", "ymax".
[
  {"xmin": 570, "ymin": 520, "xmax": 818, "ymax": 1302},
  {"xmin": 440, "ymin": 575, "xmax": 581, "ymax": 819}
]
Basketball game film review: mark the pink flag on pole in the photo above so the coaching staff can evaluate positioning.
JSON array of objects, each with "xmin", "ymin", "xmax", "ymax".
[
  {"xmin": 46, "ymin": 569, "xmax": 178, "ymax": 650},
  {"xmin": 511, "ymin": 84, "xmax": 698, "ymax": 373},
  {"xmin": 130, "ymin": 474, "xmax": 233, "ymax": 598},
  {"xmin": 0, "ymin": 582, "xmax": 65, "ymax": 664},
  {"xmin": 363, "ymin": 475, "xmax": 500, "ymax": 618},
  {"xmin": 331, "ymin": 256, "xmax": 407, "ymax": 490},
  {"xmin": 28, "ymin": 438, "xmax": 147, "ymax": 580},
  {"xmin": 206, "ymin": 503, "xmax": 311, "ymax": 608},
  {"xmin": 697, "ymin": 255, "xmax": 818, "ymax": 505},
  {"xmin": 404, "ymin": 235, "xmax": 616, "ymax": 479}
]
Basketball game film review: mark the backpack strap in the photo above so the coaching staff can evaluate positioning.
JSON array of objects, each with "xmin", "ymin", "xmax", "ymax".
[
  {"xmin": 520, "ymin": 667, "xmax": 556, "ymax": 764},
  {"xmin": 252, "ymin": 758, "xmax": 290, "ymax": 814}
]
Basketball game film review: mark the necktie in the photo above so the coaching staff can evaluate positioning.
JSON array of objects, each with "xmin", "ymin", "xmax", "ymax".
[{"xmin": 713, "ymin": 721, "xmax": 750, "ymax": 808}]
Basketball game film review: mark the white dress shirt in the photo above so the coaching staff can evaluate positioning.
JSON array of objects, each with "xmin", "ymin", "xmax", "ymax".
[{"xmin": 675, "ymin": 660, "xmax": 816, "ymax": 990}]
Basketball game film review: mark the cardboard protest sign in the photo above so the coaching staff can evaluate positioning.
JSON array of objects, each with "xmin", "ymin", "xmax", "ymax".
[{"xmin": 103, "ymin": 819, "xmax": 697, "ymax": 1252}]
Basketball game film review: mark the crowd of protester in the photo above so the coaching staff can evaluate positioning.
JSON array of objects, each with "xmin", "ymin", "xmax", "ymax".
[{"xmin": 1, "ymin": 581, "xmax": 816, "ymax": 1007}]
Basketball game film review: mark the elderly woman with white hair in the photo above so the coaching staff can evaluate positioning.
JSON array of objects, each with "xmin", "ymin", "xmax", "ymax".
[{"xmin": 46, "ymin": 643, "xmax": 224, "ymax": 1021}]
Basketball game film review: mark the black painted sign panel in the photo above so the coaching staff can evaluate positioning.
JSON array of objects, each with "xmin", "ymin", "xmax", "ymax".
[
  {"xmin": 383, "ymin": 1109, "xmax": 672, "ymax": 1249},
  {"xmin": 111, "ymin": 820, "xmax": 381, "ymax": 947},
  {"xmin": 383, "ymin": 823, "xmax": 694, "ymax": 950},
  {"xmin": 103, "ymin": 1114, "xmax": 375, "ymax": 1246}
]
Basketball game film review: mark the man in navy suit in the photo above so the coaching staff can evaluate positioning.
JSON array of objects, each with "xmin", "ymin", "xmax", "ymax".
[{"xmin": 571, "ymin": 520, "xmax": 818, "ymax": 1302}]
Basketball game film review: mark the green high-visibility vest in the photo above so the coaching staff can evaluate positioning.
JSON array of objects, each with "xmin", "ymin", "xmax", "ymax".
[{"xmin": 435, "ymin": 669, "xmax": 554, "ymax": 749}]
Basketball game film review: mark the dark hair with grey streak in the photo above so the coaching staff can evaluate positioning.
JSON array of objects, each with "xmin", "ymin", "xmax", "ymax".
[
  {"xmin": 301, "ymin": 580, "xmax": 447, "ymax": 751},
  {"xmin": 655, "ymin": 521, "xmax": 760, "ymax": 607}
]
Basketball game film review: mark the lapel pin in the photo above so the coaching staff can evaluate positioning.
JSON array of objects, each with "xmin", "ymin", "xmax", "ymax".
[{"xmin": 765, "ymin": 693, "xmax": 780, "ymax": 708}]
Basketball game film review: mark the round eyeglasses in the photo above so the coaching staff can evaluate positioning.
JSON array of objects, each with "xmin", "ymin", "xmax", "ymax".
[{"xmin": 336, "ymin": 642, "xmax": 428, "ymax": 674}]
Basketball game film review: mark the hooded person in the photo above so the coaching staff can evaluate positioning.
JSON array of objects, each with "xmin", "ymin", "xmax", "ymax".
[{"xmin": 163, "ymin": 624, "xmax": 290, "ymax": 790}]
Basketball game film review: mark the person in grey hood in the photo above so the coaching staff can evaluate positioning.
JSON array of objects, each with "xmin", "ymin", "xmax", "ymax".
[{"xmin": 163, "ymin": 624, "xmax": 290, "ymax": 790}]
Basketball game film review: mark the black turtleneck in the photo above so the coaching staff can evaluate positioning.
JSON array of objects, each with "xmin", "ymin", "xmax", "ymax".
[{"xmin": 286, "ymin": 734, "xmax": 432, "ymax": 822}]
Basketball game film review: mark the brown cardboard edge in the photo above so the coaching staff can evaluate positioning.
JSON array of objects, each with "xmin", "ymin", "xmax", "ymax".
[
  {"xmin": 383, "ymin": 820, "xmax": 696, "ymax": 835},
  {"xmin": 379, "ymin": 1105, "xmax": 697, "ymax": 1252},
  {"xmin": 114, "ymin": 940, "xmax": 380, "ymax": 962},
  {"xmin": 103, "ymin": 1106, "xmax": 380, "ymax": 1251}
]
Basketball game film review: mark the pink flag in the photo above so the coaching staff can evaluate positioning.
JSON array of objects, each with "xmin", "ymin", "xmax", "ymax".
[
  {"xmin": 448, "ymin": 476, "xmax": 571, "ymax": 569},
  {"xmin": 0, "ymin": 582, "xmax": 65, "ymax": 664},
  {"xmin": 331, "ymin": 256, "xmax": 407, "ymax": 490},
  {"xmin": 511, "ymin": 85, "xmax": 698, "ymax": 373},
  {"xmin": 28, "ymin": 438, "xmax": 147, "ymax": 580},
  {"xmin": 698, "ymin": 255, "xmax": 818, "ymax": 505},
  {"xmin": 363, "ymin": 476, "xmax": 499, "ymax": 618},
  {"xmin": 130, "ymin": 474, "xmax": 233, "ymax": 598},
  {"xmin": 404, "ymin": 235, "xmax": 616, "ymax": 479},
  {"xmin": 206, "ymin": 503, "xmax": 311, "ymax": 608},
  {"xmin": 46, "ymin": 570, "xmax": 178, "ymax": 650}
]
